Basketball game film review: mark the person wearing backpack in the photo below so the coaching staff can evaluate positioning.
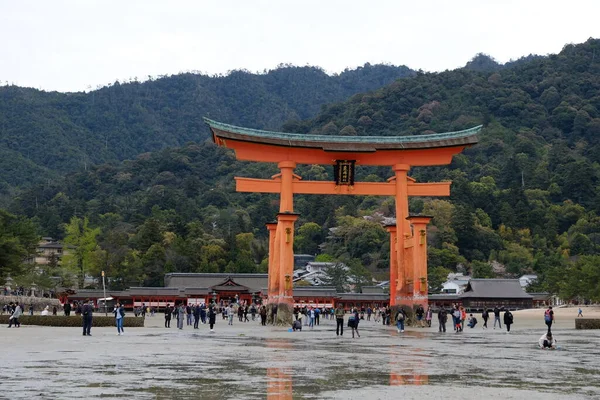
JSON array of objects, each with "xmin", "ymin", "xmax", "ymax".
[
  {"xmin": 415, "ymin": 305, "xmax": 425, "ymax": 328},
  {"xmin": 114, "ymin": 302, "xmax": 125, "ymax": 335},
  {"xmin": 544, "ymin": 306, "xmax": 554, "ymax": 334},
  {"xmin": 82, "ymin": 299, "xmax": 93, "ymax": 336},
  {"xmin": 504, "ymin": 310, "xmax": 514, "ymax": 332},
  {"xmin": 395, "ymin": 307, "xmax": 406, "ymax": 333}
]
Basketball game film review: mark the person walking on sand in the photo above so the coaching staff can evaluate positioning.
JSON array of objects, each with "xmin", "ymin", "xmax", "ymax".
[
  {"xmin": 177, "ymin": 303, "xmax": 185, "ymax": 330},
  {"xmin": 482, "ymin": 308, "xmax": 489, "ymax": 329},
  {"xmin": 415, "ymin": 304, "xmax": 425, "ymax": 328},
  {"xmin": 228, "ymin": 304, "xmax": 234, "ymax": 325},
  {"xmin": 260, "ymin": 305, "xmax": 267, "ymax": 326},
  {"xmin": 164, "ymin": 304, "xmax": 172, "ymax": 328},
  {"xmin": 114, "ymin": 302, "xmax": 125, "ymax": 335},
  {"xmin": 335, "ymin": 303, "xmax": 345, "ymax": 336},
  {"xmin": 193, "ymin": 304, "xmax": 200, "ymax": 329},
  {"xmin": 544, "ymin": 306, "xmax": 554, "ymax": 334},
  {"xmin": 308, "ymin": 307, "xmax": 315, "ymax": 329},
  {"xmin": 82, "ymin": 299, "xmax": 93, "ymax": 336},
  {"xmin": 577, "ymin": 307, "xmax": 583, "ymax": 318},
  {"xmin": 396, "ymin": 307, "xmax": 406, "ymax": 333},
  {"xmin": 186, "ymin": 304, "xmax": 193, "ymax": 326},
  {"xmin": 453, "ymin": 306, "xmax": 462, "ymax": 333},
  {"xmin": 8, "ymin": 302, "xmax": 22, "ymax": 328},
  {"xmin": 504, "ymin": 309, "xmax": 514, "ymax": 333},
  {"xmin": 351, "ymin": 308, "xmax": 361, "ymax": 338},
  {"xmin": 493, "ymin": 306, "xmax": 502, "ymax": 329},
  {"xmin": 459, "ymin": 306, "xmax": 467, "ymax": 331},
  {"xmin": 208, "ymin": 304, "xmax": 217, "ymax": 333},
  {"xmin": 425, "ymin": 306, "xmax": 433, "ymax": 327},
  {"xmin": 438, "ymin": 306, "xmax": 447, "ymax": 333}
]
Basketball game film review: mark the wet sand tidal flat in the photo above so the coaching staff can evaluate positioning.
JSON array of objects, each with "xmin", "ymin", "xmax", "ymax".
[{"xmin": 2, "ymin": 307, "xmax": 599, "ymax": 399}]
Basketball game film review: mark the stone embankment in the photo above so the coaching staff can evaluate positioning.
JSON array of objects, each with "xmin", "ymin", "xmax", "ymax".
[{"xmin": 575, "ymin": 318, "xmax": 600, "ymax": 329}]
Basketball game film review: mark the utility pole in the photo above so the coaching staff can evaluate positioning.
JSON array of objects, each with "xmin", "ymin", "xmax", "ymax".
[{"xmin": 102, "ymin": 270, "xmax": 107, "ymax": 316}]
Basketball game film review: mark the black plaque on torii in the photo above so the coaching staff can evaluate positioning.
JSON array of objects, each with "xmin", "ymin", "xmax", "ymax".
[{"xmin": 334, "ymin": 160, "xmax": 355, "ymax": 186}]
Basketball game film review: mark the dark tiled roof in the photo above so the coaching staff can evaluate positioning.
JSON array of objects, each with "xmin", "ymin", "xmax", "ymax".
[
  {"xmin": 183, "ymin": 288, "xmax": 210, "ymax": 296},
  {"xmin": 429, "ymin": 294, "xmax": 460, "ymax": 301},
  {"xmin": 459, "ymin": 279, "xmax": 533, "ymax": 299},
  {"xmin": 206, "ymin": 118, "xmax": 481, "ymax": 151},
  {"xmin": 123, "ymin": 287, "xmax": 183, "ymax": 296},
  {"xmin": 529, "ymin": 292, "xmax": 552, "ymax": 301},
  {"xmin": 293, "ymin": 287, "xmax": 338, "ymax": 297},
  {"xmin": 164, "ymin": 273, "xmax": 267, "ymax": 292},
  {"xmin": 38, "ymin": 243, "xmax": 64, "ymax": 249},
  {"xmin": 336, "ymin": 293, "xmax": 389, "ymax": 301},
  {"xmin": 68, "ymin": 289, "xmax": 105, "ymax": 299},
  {"xmin": 361, "ymin": 286, "xmax": 385, "ymax": 294}
]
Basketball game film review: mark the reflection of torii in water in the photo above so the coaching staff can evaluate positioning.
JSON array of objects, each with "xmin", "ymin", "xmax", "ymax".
[
  {"xmin": 266, "ymin": 340, "xmax": 292, "ymax": 400},
  {"xmin": 389, "ymin": 345, "xmax": 429, "ymax": 386},
  {"xmin": 206, "ymin": 118, "xmax": 480, "ymax": 324}
]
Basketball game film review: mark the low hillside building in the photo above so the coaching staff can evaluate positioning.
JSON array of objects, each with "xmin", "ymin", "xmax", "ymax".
[{"xmin": 458, "ymin": 279, "xmax": 533, "ymax": 310}]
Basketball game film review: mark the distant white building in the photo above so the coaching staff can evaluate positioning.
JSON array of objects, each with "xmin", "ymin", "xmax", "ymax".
[
  {"xmin": 306, "ymin": 262, "xmax": 339, "ymax": 274},
  {"xmin": 441, "ymin": 273, "xmax": 471, "ymax": 294},
  {"xmin": 519, "ymin": 275, "xmax": 538, "ymax": 288},
  {"xmin": 294, "ymin": 262, "xmax": 348, "ymax": 286}
]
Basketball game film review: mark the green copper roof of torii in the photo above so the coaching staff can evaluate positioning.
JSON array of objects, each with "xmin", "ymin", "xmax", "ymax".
[{"xmin": 204, "ymin": 118, "xmax": 480, "ymax": 151}]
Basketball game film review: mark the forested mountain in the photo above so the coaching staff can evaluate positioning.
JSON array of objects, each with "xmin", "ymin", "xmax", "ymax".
[
  {"xmin": 3, "ymin": 39, "xmax": 600, "ymax": 301},
  {"xmin": 0, "ymin": 63, "xmax": 414, "ymax": 195}
]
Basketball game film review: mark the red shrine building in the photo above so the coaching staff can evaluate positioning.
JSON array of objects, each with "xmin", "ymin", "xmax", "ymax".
[{"xmin": 65, "ymin": 273, "xmax": 389, "ymax": 311}]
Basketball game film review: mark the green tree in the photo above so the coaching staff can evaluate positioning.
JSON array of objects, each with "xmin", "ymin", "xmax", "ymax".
[
  {"xmin": 62, "ymin": 217, "xmax": 100, "ymax": 288},
  {"xmin": 199, "ymin": 243, "xmax": 227, "ymax": 273},
  {"xmin": 0, "ymin": 210, "xmax": 38, "ymax": 280},
  {"xmin": 471, "ymin": 260, "xmax": 495, "ymax": 278},
  {"xmin": 428, "ymin": 266, "xmax": 451, "ymax": 294},
  {"xmin": 294, "ymin": 222, "xmax": 322, "ymax": 255},
  {"xmin": 322, "ymin": 263, "xmax": 349, "ymax": 292}
]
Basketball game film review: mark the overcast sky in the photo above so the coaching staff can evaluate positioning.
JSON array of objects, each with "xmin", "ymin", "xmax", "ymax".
[{"xmin": 1, "ymin": 0, "xmax": 598, "ymax": 93}]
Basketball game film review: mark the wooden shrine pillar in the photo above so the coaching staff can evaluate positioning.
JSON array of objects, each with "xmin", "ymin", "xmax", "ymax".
[
  {"xmin": 275, "ymin": 212, "xmax": 299, "ymax": 324},
  {"xmin": 274, "ymin": 160, "xmax": 298, "ymax": 324},
  {"xmin": 385, "ymin": 224, "xmax": 398, "ymax": 306},
  {"xmin": 278, "ymin": 161, "xmax": 296, "ymax": 213},
  {"xmin": 393, "ymin": 164, "xmax": 411, "ymax": 307},
  {"xmin": 407, "ymin": 216, "xmax": 432, "ymax": 304},
  {"xmin": 266, "ymin": 222, "xmax": 278, "ymax": 304}
]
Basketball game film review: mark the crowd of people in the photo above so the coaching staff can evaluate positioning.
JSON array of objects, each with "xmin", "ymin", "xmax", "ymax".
[
  {"xmin": 3, "ymin": 295, "xmax": 566, "ymax": 349},
  {"xmin": 2, "ymin": 302, "xmax": 59, "ymax": 318}
]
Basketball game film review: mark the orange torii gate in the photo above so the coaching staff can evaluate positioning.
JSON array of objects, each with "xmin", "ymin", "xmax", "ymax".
[{"xmin": 206, "ymin": 118, "xmax": 480, "ymax": 324}]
